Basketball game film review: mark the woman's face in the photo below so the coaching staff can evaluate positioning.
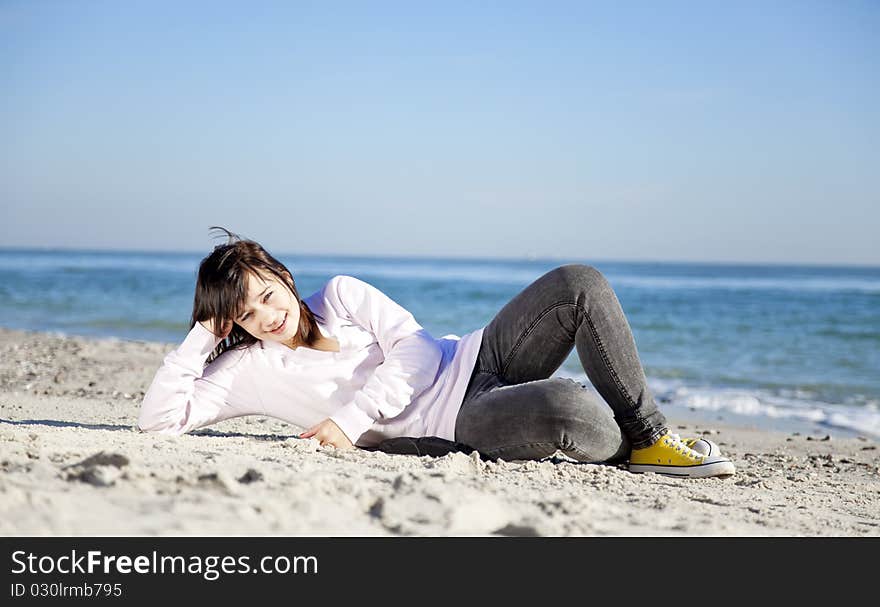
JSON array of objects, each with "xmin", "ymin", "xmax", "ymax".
[{"xmin": 234, "ymin": 271, "xmax": 301, "ymax": 344}]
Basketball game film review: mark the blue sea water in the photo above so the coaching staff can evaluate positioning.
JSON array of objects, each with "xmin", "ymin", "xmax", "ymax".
[{"xmin": 1, "ymin": 248, "xmax": 878, "ymax": 438}]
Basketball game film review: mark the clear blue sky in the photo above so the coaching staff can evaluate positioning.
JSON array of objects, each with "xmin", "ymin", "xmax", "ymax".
[{"xmin": 2, "ymin": 0, "xmax": 878, "ymax": 265}]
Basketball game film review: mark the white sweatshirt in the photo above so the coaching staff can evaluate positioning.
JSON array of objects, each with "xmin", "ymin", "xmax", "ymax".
[{"xmin": 137, "ymin": 274, "xmax": 485, "ymax": 447}]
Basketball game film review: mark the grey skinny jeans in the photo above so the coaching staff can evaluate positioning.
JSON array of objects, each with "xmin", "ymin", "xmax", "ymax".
[{"xmin": 453, "ymin": 264, "xmax": 668, "ymax": 462}]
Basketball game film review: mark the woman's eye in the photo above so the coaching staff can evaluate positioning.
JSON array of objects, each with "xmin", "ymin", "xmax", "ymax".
[{"xmin": 264, "ymin": 292, "xmax": 273, "ymax": 302}]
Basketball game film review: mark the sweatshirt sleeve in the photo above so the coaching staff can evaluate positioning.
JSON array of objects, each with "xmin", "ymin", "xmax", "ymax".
[
  {"xmin": 137, "ymin": 322, "xmax": 262, "ymax": 435},
  {"xmin": 325, "ymin": 275, "xmax": 443, "ymax": 444}
]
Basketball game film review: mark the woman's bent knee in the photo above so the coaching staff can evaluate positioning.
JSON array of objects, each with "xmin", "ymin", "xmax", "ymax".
[
  {"xmin": 455, "ymin": 377, "xmax": 628, "ymax": 463},
  {"xmin": 554, "ymin": 264, "xmax": 610, "ymax": 300}
]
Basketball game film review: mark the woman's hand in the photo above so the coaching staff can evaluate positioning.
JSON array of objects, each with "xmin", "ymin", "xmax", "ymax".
[
  {"xmin": 299, "ymin": 419, "xmax": 354, "ymax": 449},
  {"xmin": 199, "ymin": 317, "xmax": 233, "ymax": 339}
]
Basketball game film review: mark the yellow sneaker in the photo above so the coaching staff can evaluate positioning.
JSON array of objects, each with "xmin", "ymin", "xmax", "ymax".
[
  {"xmin": 682, "ymin": 436, "xmax": 721, "ymax": 457},
  {"xmin": 629, "ymin": 433, "xmax": 735, "ymax": 478}
]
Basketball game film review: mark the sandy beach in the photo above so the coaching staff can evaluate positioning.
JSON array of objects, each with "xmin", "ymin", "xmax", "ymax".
[{"xmin": 1, "ymin": 326, "xmax": 878, "ymax": 537}]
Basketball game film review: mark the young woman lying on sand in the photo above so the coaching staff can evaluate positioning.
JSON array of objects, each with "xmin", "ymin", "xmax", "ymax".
[{"xmin": 138, "ymin": 228, "xmax": 735, "ymax": 478}]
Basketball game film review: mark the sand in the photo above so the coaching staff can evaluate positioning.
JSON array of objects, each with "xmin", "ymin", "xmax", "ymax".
[{"xmin": 1, "ymin": 327, "xmax": 878, "ymax": 536}]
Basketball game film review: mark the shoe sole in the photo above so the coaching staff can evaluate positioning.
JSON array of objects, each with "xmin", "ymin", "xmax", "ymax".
[{"xmin": 628, "ymin": 460, "xmax": 736, "ymax": 478}]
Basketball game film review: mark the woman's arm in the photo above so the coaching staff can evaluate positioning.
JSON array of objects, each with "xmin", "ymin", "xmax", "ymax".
[
  {"xmin": 137, "ymin": 322, "xmax": 261, "ymax": 435},
  {"xmin": 323, "ymin": 275, "xmax": 444, "ymax": 445}
]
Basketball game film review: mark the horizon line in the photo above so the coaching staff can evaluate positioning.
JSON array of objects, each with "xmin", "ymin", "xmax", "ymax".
[{"xmin": 1, "ymin": 245, "xmax": 878, "ymax": 270}]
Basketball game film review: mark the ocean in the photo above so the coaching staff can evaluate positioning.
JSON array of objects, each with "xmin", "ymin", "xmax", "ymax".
[{"xmin": 1, "ymin": 248, "xmax": 878, "ymax": 438}]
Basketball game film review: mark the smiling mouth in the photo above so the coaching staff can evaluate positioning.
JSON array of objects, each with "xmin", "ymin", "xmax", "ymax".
[{"xmin": 270, "ymin": 314, "xmax": 287, "ymax": 334}]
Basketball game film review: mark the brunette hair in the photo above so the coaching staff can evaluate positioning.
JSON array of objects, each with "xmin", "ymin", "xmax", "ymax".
[{"xmin": 192, "ymin": 227, "xmax": 325, "ymax": 364}]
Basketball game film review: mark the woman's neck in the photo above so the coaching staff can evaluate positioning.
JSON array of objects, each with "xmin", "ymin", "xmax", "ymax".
[{"xmin": 284, "ymin": 333, "xmax": 339, "ymax": 352}]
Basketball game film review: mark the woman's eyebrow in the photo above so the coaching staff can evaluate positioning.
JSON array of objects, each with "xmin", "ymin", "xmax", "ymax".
[{"xmin": 237, "ymin": 285, "xmax": 271, "ymax": 320}]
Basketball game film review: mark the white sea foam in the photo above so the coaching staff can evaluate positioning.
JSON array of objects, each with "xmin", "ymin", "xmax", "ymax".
[
  {"xmin": 555, "ymin": 372, "xmax": 880, "ymax": 439},
  {"xmin": 650, "ymin": 380, "xmax": 880, "ymax": 438}
]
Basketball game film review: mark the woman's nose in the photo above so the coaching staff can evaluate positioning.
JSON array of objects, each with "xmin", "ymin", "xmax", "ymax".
[{"xmin": 258, "ymin": 313, "xmax": 274, "ymax": 331}]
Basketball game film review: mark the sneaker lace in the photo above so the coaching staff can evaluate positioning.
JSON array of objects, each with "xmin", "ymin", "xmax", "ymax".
[{"xmin": 665, "ymin": 433, "xmax": 703, "ymax": 461}]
